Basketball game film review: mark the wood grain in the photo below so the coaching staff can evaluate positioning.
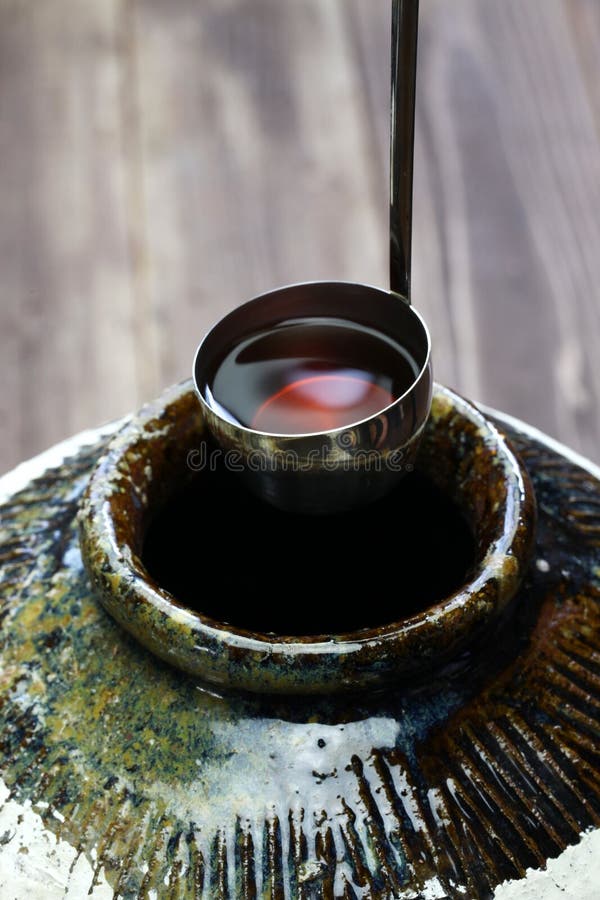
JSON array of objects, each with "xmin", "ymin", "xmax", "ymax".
[{"xmin": 1, "ymin": 0, "xmax": 600, "ymax": 473}]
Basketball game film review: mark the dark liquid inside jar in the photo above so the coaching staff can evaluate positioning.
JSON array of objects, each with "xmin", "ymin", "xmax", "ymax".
[
  {"xmin": 202, "ymin": 317, "xmax": 420, "ymax": 434},
  {"xmin": 143, "ymin": 466, "xmax": 475, "ymax": 636}
]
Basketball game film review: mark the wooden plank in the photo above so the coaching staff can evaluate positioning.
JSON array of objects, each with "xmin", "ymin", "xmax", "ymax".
[
  {"xmin": 416, "ymin": 0, "xmax": 567, "ymax": 437},
  {"xmin": 350, "ymin": 0, "xmax": 600, "ymax": 459},
  {"xmin": 0, "ymin": 0, "xmax": 139, "ymax": 473},
  {"xmin": 475, "ymin": 0, "xmax": 600, "ymax": 458}
]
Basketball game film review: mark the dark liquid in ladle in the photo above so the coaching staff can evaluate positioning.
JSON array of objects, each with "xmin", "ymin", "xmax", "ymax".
[{"xmin": 204, "ymin": 317, "xmax": 419, "ymax": 434}]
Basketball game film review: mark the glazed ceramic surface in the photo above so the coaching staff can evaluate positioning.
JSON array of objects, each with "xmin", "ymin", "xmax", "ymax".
[
  {"xmin": 78, "ymin": 382, "xmax": 535, "ymax": 695},
  {"xmin": 1, "ymin": 390, "xmax": 600, "ymax": 898}
]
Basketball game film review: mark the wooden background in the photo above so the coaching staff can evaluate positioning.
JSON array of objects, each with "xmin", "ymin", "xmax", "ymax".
[{"xmin": 2, "ymin": 0, "xmax": 600, "ymax": 475}]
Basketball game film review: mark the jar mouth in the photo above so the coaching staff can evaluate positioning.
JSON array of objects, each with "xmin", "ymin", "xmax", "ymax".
[
  {"xmin": 78, "ymin": 381, "xmax": 536, "ymax": 694},
  {"xmin": 139, "ymin": 460, "xmax": 477, "ymax": 639}
]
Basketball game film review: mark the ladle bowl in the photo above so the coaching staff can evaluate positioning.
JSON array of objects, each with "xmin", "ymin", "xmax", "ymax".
[{"xmin": 193, "ymin": 281, "xmax": 432, "ymax": 514}]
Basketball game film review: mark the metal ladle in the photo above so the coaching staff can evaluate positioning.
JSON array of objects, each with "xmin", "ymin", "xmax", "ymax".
[{"xmin": 193, "ymin": 0, "xmax": 431, "ymax": 514}]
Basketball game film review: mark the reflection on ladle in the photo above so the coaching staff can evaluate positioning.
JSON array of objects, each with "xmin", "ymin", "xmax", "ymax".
[{"xmin": 193, "ymin": 0, "xmax": 431, "ymax": 515}]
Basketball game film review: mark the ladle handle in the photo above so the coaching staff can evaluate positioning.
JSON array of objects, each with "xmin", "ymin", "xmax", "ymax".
[{"xmin": 390, "ymin": 0, "xmax": 419, "ymax": 303}]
